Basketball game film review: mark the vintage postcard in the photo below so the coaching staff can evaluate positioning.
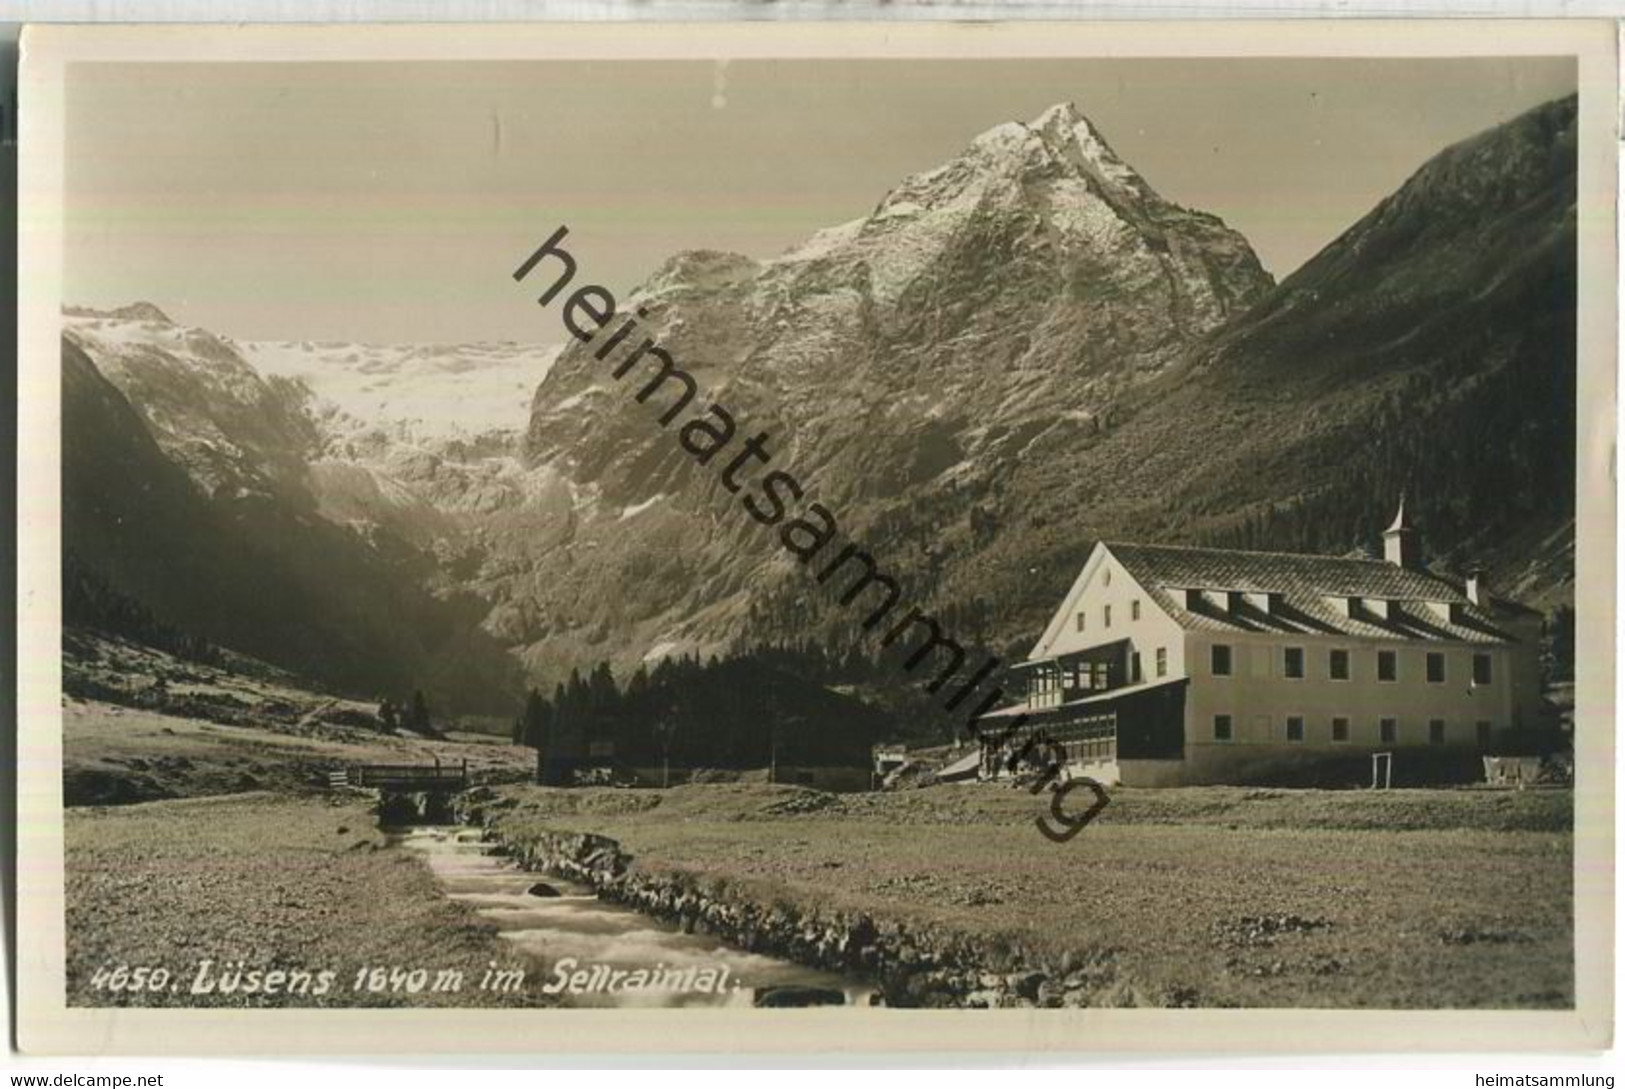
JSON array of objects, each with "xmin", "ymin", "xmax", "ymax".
[{"xmin": 15, "ymin": 21, "xmax": 1617, "ymax": 1056}]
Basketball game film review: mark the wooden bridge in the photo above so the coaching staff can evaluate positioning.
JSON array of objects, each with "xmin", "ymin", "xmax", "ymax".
[{"xmin": 328, "ymin": 760, "xmax": 469, "ymax": 794}]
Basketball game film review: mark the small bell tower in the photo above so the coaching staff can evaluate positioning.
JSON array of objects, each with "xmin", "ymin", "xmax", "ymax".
[{"xmin": 1383, "ymin": 496, "xmax": 1417, "ymax": 568}]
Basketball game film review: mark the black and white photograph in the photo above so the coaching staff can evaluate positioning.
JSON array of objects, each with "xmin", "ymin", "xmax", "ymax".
[{"xmin": 14, "ymin": 20, "xmax": 1616, "ymax": 1056}]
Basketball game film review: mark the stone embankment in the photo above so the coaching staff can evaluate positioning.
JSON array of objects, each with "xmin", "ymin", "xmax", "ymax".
[{"xmin": 455, "ymin": 788, "xmax": 1127, "ymax": 1009}]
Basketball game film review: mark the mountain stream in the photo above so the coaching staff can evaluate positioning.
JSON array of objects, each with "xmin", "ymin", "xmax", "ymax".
[{"xmin": 394, "ymin": 826, "xmax": 873, "ymax": 1008}]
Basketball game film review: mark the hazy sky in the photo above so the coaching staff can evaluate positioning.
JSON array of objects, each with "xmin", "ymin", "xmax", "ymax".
[{"xmin": 64, "ymin": 57, "xmax": 1576, "ymax": 345}]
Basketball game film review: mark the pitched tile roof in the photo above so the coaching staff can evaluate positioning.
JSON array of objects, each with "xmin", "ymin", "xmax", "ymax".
[{"xmin": 1101, "ymin": 541, "xmax": 1535, "ymax": 645}]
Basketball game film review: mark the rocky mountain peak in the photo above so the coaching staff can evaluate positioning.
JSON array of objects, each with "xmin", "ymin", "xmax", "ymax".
[
  {"xmin": 64, "ymin": 301, "xmax": 174, "ymax": 324},
  {"xmin": 515, "ymin": 100, "xmax": 1277, "ymax": 678},
  {"xmin": 870, "ymin": 102, "xmax": 1159, "ymax": 221},
  {"xmin": 1030, "ymin": 101, "xmax": 1160, "ymax": 201},
  {"xmin": 62, "ymin": 306, "xmax": 321, "ymax": 502}
]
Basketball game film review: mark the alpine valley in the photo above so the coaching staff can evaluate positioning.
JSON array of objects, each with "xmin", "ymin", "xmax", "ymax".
[{"xmin": 61, "ymin": 96, "xmax": 1579, "ymax": 723}]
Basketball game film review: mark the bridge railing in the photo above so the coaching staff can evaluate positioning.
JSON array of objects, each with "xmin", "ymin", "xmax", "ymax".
[{"xmin": 334, "ymin": 760, "xmax": 470, "ymax": 792}]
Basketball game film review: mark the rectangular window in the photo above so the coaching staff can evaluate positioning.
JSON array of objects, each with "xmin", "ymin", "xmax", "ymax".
[
  {"xmin": 1211, "ymin": 644, "xmax": 1233, "ymax": 677},
  {"xmin": 1103, "ymin": 604, "xmax": 1112, "ymax": 628},
  {"xmin": 1377, "ymin": 650, "xmax": 1397, "ymax": 683},
  {"xmin": 1130, "ymin": 652, "xmax": 1143, "ymax": 684},
  {"xmin": 1329, "ymin": 649, "xmax": 1351, "ymax": 681},
  {"xmin": 1476, "ymin": 720, "xmax": 1492, "ymax": 749},
  {"xmin": 1075, "ymin": 612, "xmax": 1086, "ymax": 633},
  {"xmin": 1429, "ymin": 719, "xmax": 1446, "ymax": 745},
  {"xmin": 1155, "ymin": 647, "xmax": 1168, "ymax": 678},
  {"xmin": 1286, "ymin": 716, "xmax": 1305, "ymax": 742},
  {"xmin": 1380, "ymin": 717, "xmax": 1398, "ymax": 744},
  {"xmin": 1426, "ymin": 652, "xmax": 1446, "ymax": 684},
  {"xmin": 1473, "ymin": 653, "xmax": 1493, "ymax": 686},
  {"xmin": 1131, "ymin": 600, "xmax": 1141, "ymax": 621},
  {"xmin": 1332, "ymin": 717, "xmax": 1350, "ymax": 743},
  {"xmin": 1213, "ymin": 714, "xmax": 1233, "ymax": 742},
  {"xmin": 1284, "ymin": 647, "xmax": 1305, "ymax": 680}
]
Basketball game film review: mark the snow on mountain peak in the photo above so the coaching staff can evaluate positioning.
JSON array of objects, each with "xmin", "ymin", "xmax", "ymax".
[
  {"xmin": 237, "ymin": 338, "xmax": 560, "ymax": 441},
  {"xmin": 968, "ymin": 118, "xmax": 1041, "ymax": 158},
  {"xmin": 863, "ymin": 101, "xmax": 1158, "ymax": 230},
  {"xmin": 1033, "ymin": 103, "xmax": 1155, "ymax": 199},
  {"xmin": 1032, "ymin": 100, "xmax": 1085, "ymax": 127},
  {"xmin": 759, "ymin": 102, "xmax": 1174, "ymax": 307},
  {"xmin": 63, "ymin": 301, "xmax": 174, "ymax": 324}
]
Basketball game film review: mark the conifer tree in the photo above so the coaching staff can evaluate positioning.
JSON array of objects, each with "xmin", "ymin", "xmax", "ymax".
[
  {"xmin": 522, "ymin": 687, "xmax": 552, "ymax": 749},
  {"xmin": 409, "ymin": 689, "xmax": 431, "ymax": 734}
]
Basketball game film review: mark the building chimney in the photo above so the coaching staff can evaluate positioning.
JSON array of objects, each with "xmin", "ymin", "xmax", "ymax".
[
  {"xmin": 1466, "ymin": 568, "xmax": 1488, "ymax": 606},
  {"xmin": 1382, "ymin": 496, "xmax": 1418, "ymax": 568}
]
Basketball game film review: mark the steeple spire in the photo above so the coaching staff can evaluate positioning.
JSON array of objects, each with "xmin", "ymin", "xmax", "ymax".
[{"xmin": 1383, "ymin": 494, "xmax": 1417, "ymax": 568}]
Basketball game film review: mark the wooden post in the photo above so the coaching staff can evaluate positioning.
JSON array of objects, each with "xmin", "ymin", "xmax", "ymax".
[{"xmin": 1371, "ymin": 752, "xmax": 1393, "ymax": 790}]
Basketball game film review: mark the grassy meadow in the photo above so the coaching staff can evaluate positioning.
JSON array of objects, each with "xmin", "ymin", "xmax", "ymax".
[
  {"xmin": 65, "ymin": 791, "xmax": 551, "ymax": 1007},
  {"xmin": 61, "ymin": 686, "xmax": 540, "ymax": 1008},
  {"xmin": 482, "ymin": 781, "xmax": 1574, "ymax": 1008},
  {"xmin": 61, "ymin": 659, "xmax": 1572, "ymax": 1010}
]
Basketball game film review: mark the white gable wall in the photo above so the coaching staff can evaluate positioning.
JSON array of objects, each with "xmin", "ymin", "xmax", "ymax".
[{"xmin": 1031, "ymin": 545, "xmax": 1187, "ymax": 681}]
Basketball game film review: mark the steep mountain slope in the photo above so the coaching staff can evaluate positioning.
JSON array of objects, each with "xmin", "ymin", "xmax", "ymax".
[
  {"xmin": 65, "ymin": 306, "xmax": 319, "ymax": 502},
  {"xmin": 236, "ymin": 335, "xmax": 565, "ymax": 559},
  {"xmin": 1001, "ymin": 93, "xmax": 1579, "ymax": 613},
  {"xmin": 504, "ymin": 95, "xmax": 1576, "ymax": 675},
  {"xmin": 61, "ymin": 320, "xmax": 527, "ymax": 713},
  {"xmin": 503, "ymin": 102, "xmax": 1274, "ymax": 678}
]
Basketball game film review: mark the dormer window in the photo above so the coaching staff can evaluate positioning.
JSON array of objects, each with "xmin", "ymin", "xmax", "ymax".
[
  {"xmin": 1423, "ymin": 601, "xmax": 1454, "ymax": 623},
  {"xmin": 1324, "ymin": 595, "xmax": 1358, "ymax": 617},
  {"xmin": 1242, "ymin": 591, "xmax": 1280, "ymax": 614},
  {"xmin": 1422, "ymin": 600, "xmax": 1470, "ymax": 624}
]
